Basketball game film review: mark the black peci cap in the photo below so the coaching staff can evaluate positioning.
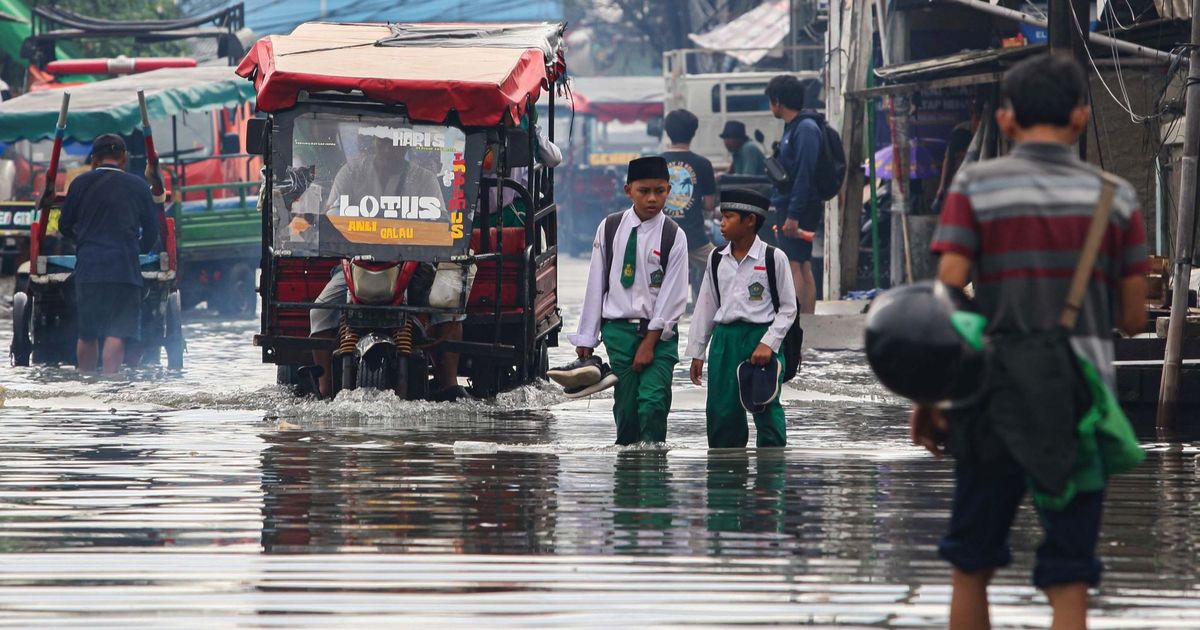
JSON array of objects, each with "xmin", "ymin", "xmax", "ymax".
[
  {"xmin": 720, "ymin": 188, "xmax": 770, "ymax": 218},
  {"xmin": 626, "ymin": 156, "xmax": 670, "ymax": 184}
]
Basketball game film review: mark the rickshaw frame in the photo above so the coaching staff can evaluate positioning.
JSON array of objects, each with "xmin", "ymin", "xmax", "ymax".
[{"xmin": 252, "ymin": 92, "xmax": 563, "ymax": 397}]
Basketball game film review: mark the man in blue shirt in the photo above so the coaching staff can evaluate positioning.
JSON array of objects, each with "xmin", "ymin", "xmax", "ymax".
[
  {"xmin": 766, "ymin": 75, "xmax": 822, "ymax": 314},
  {"xmin": 58, "ymin": 134, "xmax": 160, "ymax": 374}
]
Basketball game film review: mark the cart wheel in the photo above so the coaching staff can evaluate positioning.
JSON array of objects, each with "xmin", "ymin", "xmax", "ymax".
[
  {"xmin": 277, "ymin": 364, "xmax": 317, "ymax": 398},
  {"xmin": 11, "ymin": 291, "xmax": 31, "ymax": 367},
  {"xmin": 277, "ymin": 364, "xmax": 299, "ymax": 386},
  {"xmin": 405, "ymin": 352, "xmax": 429, "ymax": 398},
  {"xmin": 536, "ymin": 341, "xmax": 549, "ymax": 378},
  {"xmin": 165, "ymin": 292, "xmax": 185, "ymax": 370}
]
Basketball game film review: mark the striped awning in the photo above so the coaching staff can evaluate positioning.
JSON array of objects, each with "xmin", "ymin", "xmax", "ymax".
[{"xmin": 687, "ymin": 0, "xmax": 790, "ymax": 66}]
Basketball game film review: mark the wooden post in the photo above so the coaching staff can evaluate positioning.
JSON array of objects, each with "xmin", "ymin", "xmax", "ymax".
[
  {"xmin": 832, "ymin": 0, "xmax": 871, "ymax": 297},
  {"xmin": 1157, "ymin": 0, "xmax": 1200, "ymax": 428}
]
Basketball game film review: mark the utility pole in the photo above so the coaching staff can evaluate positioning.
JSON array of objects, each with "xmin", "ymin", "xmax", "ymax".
[{"xmin": 1157, "ymin": 0, "xmax": 1200, "ymax": 428}]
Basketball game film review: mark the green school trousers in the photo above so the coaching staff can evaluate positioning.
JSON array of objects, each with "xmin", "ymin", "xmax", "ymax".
[
  {"xmin": 601, "ymin": 320, "xmax": 679, "ymax": 445},
  {"xmin": 706, "ymin": 321, "xmax": 787, "ymax": 448}
]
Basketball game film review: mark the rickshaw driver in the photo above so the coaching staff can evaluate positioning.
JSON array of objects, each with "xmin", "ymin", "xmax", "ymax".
[{"xmin": 308, "ymin": 134, "xmax": 472, "ymax": 401}]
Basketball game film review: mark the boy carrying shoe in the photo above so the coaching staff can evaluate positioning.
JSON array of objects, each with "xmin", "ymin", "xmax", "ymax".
[
  {"xmin": 566, "ymin": 156, "xmax": 690, "ymax": 445},
  {"xmin": 688, "ymin": 189, "xmax": 797, "ymax": 448}
]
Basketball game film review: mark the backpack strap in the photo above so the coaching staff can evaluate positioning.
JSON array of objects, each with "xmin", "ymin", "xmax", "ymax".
[
  {"xmin": 601, "ymin": 211, "xmax": 624, "ymax": 296},
  {"xmin": 659, "ymin": 216, "xmax": 679, "ymax": 274},
  {"xmin": 710, "ymin": 248, "xmax": 723, "ymax": 306},
  {"xmin": 764, "ymin": 245, "xmax": 781, "ymax": 314},
  {"xmin": 603, "ymin": 212, "xmax": 679, "ymax": 295}
]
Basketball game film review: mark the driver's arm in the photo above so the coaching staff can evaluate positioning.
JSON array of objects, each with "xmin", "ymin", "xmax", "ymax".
[{"xmin": 138, "ymin": 187, "xmax": 161, "ymax": 254}]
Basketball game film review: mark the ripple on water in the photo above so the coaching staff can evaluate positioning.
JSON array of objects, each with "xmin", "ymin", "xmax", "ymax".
[{"xmin": 0, "ymin": 281, "xmax": 1198, "ymax": 625}]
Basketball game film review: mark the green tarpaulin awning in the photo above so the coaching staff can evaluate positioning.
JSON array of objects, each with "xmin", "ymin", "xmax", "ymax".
[{"xmin": 0, "ymin": 65, "xmax": 256, "ymax": 143}]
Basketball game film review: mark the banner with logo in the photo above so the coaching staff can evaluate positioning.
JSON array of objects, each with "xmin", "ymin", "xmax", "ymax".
[{"xmin": 274, "ymin": 113, "xmax": 483, "ymax": 262}]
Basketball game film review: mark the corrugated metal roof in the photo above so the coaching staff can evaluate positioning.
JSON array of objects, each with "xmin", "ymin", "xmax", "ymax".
[
  {"xmin": 874, "ymin": 44, "xmax": 1044, "ymax": 83},
  {"xmin": 688, "ymin": 0, "xmax": 790, "ymax": 66}
]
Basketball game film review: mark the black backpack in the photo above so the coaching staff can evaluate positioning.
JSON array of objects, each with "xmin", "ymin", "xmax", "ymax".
[
  {"xmin": 799, "ymin": 112, "xmax": 847, "ymax": 202},
  {"xmin": 601, "ymin": 211, "xmax": 680, "ymax": 294},
  {"xmin": 709, "ymin": 246, "xmax": 804, "ymax": 381}
]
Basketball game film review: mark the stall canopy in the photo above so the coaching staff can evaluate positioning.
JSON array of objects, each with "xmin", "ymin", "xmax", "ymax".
[
  {"xmin": 236, "ymin": 21, "xmax": 567, "ymax": 126},
  {"xmin": 571, "ymin": 76, "xmax": 663, "ymax": 123},
  {"xmin": 688, "ymin": 0, "xmax": 789, "ymax": 66},
  {"xmin": 0, "ymin": 65, "xmax": 256, "ymax": 143}
]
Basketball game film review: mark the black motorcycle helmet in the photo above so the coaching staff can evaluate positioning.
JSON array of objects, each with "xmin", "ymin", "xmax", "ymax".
[{"xmin": 865, "ymin": 281, "xmax": 987, "ymax": 404}]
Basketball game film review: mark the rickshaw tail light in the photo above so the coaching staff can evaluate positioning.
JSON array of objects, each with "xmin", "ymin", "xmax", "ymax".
[{"xmin": 350, "ymin": 263, "xmax": 402, "ymax": 304}]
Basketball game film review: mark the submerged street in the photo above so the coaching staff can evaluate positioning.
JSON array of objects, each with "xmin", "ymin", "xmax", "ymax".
[{"xmin": 0, "ymin": 257, "xmax": 1197, "ymax": 627}]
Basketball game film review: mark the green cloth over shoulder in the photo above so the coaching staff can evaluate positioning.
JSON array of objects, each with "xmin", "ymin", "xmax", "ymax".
[{"xmin": 1032, "ymin": 356, "xmax": 1145, "ymax": 510}]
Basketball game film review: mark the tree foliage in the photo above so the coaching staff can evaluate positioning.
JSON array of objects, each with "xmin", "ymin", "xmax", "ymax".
[{"xmin": 48, "ymin": 0, "xmax": 186, "ymax": 59}]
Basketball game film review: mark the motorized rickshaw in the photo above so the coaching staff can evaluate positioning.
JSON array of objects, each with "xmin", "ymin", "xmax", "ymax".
[
  {"xmin": 0, "ymin": 66, "xmax": 263, "ymax": 316},
  {"xmin": 238, "ymin": 21, "xmax": 567, "ymax": 399},
  {"xmin": 0, "ymin": 66, "xmax": 261, "ymax": 364}
]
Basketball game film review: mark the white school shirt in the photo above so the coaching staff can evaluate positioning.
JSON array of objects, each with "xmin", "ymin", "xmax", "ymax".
[
  {"xmin": 685, "ymin": 236, "xmax": 798, "ymax": 360},
  {"xmin": 568, "ymin": 207, "xmax": 690, "ymax": 348}
]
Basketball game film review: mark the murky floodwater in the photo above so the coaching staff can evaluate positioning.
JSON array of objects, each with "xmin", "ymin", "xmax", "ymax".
[{"xmin": 1, "ymin": 259, "xmax": 1200, "ymax": 627}]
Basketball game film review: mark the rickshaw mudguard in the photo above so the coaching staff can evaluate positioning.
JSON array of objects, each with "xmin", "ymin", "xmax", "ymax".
[{"xmin": 355, "ymin": 332, "xmax": 395, "ymax": 361}]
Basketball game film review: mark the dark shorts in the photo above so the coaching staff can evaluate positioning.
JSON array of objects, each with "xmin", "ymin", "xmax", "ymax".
[
  {"xmin": 776, "ymin": 234, "xmax": 814, "ymax": 264},
  {"xmin": 775, "ymin": 201, "xmax": 823, "ymax": 264},
  {"xmin": 938, "ymin": 458, "xmax": 1104, "ymax": 589},
  {"xmin": 76, "ymin": 282, "xmax": 142, "ymax": 341}
]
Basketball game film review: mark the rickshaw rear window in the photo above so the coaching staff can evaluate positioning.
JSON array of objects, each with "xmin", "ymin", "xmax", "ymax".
[{"xmin": 272, "ymin": 112, "xmax": 482, "ymax": 261}]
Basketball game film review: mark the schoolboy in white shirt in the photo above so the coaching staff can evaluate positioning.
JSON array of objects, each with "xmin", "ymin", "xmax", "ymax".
[
  {"xmin": 687, "ymin": 189, "xmax": 797, "ymax": 448},
  {"xmin": 568, "ymin": 156, "xmax": 690, "ymax": 445}
]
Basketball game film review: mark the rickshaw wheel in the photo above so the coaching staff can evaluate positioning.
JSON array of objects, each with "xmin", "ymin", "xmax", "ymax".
[
  {"xmin": 357, "ymin": 358, "xmax": 392, "ymax": 390},
  {"xmin": 11, "ymin": 291, "xmax": 31, "ymax": 367},
  {"xmin": 165, "ymin": 292, "xmax": 185, "ymax": 370},
  {"xmin": 535, "ymin": 341, "xmax": 549, "ymax": 377}
]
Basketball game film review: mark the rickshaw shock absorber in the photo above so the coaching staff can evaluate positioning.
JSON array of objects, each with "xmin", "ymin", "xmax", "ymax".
[
  {"xmin": 393, "ymin": 322, "xmax": 414, "ymax": 356},
  {"xmin": 337, "ymin": 323, "xmax": 359, "ymax": 356}
]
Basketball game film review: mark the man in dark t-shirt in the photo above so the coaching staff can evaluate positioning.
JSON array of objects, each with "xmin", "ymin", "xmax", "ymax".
[
  {"xmin": 58, "ymin": 134, "xmax": 161, "ymax": 375},
  {"xmin": 660, "ymin": 109, "xmax": 717, "ymax": 303}
]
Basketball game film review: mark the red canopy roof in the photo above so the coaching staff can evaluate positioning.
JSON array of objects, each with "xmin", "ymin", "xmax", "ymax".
[
  {"xmin": 236, "ymin": 22, "xmax": 566, "ymax": 126},
  {"xmin": 571, "ymin": 76, "xmax": 664, "ymax": 123}
]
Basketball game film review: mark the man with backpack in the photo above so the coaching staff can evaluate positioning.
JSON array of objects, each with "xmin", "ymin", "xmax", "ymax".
[
  {"xmin": 766, "ymin": 75, "xmax": 836, "ymax": 315},
  {"xmin": 687, "ymin": 189, "xmax": 797, "ymax": 448},
  {"xmin": 568, "ymin": 156, "xmax": 689, "ymax": 445}
]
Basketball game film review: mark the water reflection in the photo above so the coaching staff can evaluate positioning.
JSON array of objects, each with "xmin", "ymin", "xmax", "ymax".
[
  {"xmin": 2, "ymin": 287, "xmax": 1200, "ymax": 624},
  {"xmin": 261, "ymin": 434, "xmax": 560, "ymax": 554},
  {"xmin": 705, "ymin": 451, "xmax": 786, "ymax": 550}
]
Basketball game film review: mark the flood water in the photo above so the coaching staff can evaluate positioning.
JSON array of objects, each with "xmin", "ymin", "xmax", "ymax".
[{"xmin": 1, "ymin": 258, "xmax": 1199, "ymax": 627}]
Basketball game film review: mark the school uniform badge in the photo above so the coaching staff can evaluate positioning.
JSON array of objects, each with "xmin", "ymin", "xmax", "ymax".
[
  {"xmin": 649, "ymin": 269, "xmax": 664, "ymax": 288},
  {"xmin": 748, "ymin": 282, "xmax": 765, "ymax": 301}
]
